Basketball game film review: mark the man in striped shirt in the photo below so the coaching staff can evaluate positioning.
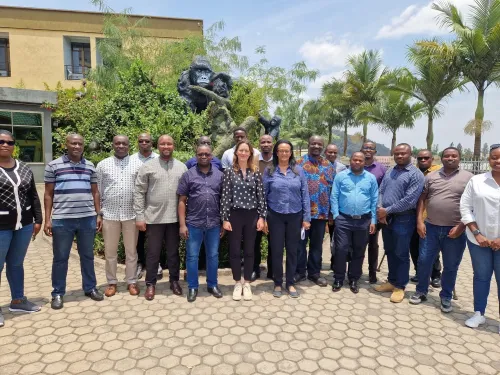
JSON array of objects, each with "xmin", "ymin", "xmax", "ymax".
[{"xmin": 44, "ymin": 134, "xmax": 104, "ymax": 310}]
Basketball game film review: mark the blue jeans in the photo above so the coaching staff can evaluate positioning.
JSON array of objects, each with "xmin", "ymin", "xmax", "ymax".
[
  {"xmin": 186, "ymin": 225, "xmax": 220, "ymax": 289},
  {"xmin": 297, "ymin": 219, "xmax": 326, "ymax": 278},
  {"xmin": 468, "ymin": 240, "xmax": 500, "ymax": 314},
  {"xmin": 0, "ymin": 224, "xmax": 33, "ymax": 300},
  {"xmin": 382, "ymin": 214, "xmax": 415, "ymax": 289},
  {"xmin": 51, "ymin": 216, "xmax": 97, "ymax": 297},
  {"xmin": 416, "ymin": 223, "xmax": 466, "ymax": 299}
]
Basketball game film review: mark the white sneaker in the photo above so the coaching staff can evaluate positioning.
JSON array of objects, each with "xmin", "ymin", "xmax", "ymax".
[
  {"xmin": 233, "ymin": 283, "xmax": 242, "ymax": 301},
  {"xmin": 465, "ymin": 311, "xmax": 486, "ymax": 328},
  {"xmin": 243, "ymin": 283, "xmax": 252, "ymax": 301}
]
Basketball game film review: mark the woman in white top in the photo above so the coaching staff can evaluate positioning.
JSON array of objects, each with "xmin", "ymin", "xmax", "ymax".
[{"xmin": 460, "ymin": 144, "xmax": 500, "ymax": 332}]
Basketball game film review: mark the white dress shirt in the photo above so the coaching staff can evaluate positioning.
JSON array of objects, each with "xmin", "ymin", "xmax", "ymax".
[
  {"xmin": 221, "ymin": 146, "xmax": 261, "ymax": 169},
  {"xmin": 460, "ymin": 172, "xmax": 500, "ymax": 245},
  {"xmin": 96, "ymin": 155, "xmax": 142, "ymax": 221}
]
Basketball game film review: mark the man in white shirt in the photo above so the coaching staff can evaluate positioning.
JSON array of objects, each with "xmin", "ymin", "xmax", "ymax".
[
  {"xmin": 221, "ymin": 127, "xmax": 261, "ymax": 169},
  {"xmin": 97, "ymin": 135, "xmax": 142, "ymax": 297}
]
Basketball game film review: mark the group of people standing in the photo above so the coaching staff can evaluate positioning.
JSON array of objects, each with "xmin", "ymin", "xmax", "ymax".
[{"xmin": 0, "ymin": 126, "xmax": 499, "ymax": 333}]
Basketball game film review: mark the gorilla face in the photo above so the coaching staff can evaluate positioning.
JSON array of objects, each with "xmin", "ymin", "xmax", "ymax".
[
  {"xmin": 212, "ymin": 78, "xmax": 229, "ymax": 98},
  {"xmin": 192, "ymin": 67, "xmax": 212, "ymax": 87}
]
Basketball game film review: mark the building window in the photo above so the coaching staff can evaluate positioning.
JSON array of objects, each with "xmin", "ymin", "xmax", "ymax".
[
  {"xmin": 0, "ymin": 37, "xmax": 10, "ymax": 77},
  {"xmin": 63, "ymin": 36, "xmax": 91, "ymax": 80},
  {"xmin": 0, "ymin": 111, "xmax": 44, "ymax": 163}
]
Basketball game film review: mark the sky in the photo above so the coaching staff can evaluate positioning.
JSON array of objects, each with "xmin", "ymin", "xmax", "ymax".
[{"xmin": 2, "ymin": 0, "xmax": 499, "ymax": 151}]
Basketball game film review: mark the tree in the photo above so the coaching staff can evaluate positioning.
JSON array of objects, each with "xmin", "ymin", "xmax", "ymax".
[
  {"xmin": 391, "ymin": 42, "xmax": 467, "ymax": 149},
  {"xmin": 463, "ymin": 147, "xmax": 473, "ymax": 159},
  {"xmin": 450, "ymin": 142, "xmax": 455, "ymax": 147},
  {"xmin": 482, "ymin": 142, "xmax": 489, "ymax": 158},
  {"xmin": 343, "ymin": 50, "xmax": 390, "ymax": 143},
  {"xmin": 457, "ymin": 142, "xmax": 463, "ymax": 154},
  {"xmin": 356, "ymin": 91, "xmax": 425, "ymax": 154},
  {"xmin": 432, "ymin": 144, "xmax": 440, "ymax": 154},
  {"xmin": 427, "ymin": 0, "xmax": 500, "ymax": 158}
]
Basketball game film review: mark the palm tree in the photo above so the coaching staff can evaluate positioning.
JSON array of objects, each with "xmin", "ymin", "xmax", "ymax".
[
  {"xmin": 343, "ymin": 50, "xmax": 390, "ymax": 143},
  {"xmin": 391, "ymin": 42, "xmax": 467, "ymax": 150},
  {"xmin": 356, "ymin": 91, "xmax": 426, "ymax": 154},
  {"xmin": 425, "ymin": 0, "xmax": 500, "ymax": 158},
  {"xmin": 321, "ymin": 79, "xmax": 358, "ymax": 155}
]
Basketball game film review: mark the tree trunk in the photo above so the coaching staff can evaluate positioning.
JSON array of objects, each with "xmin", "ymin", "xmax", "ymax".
[
  {"xmin": 473, "ymin": 88, "xmax": 484, "ymax": 160},
  {"xmin": 391, "ymin": 131, "xmax": 396, "ymax": 156},
  {"xmin": 343, "ymin": 120, "xmax": 348, "ymax": 156},
  {"xmin": 328, "ymin": 123, "xmax": 332, "ymax": 144},
  {"xmin": 426, "ymin": 112, "xmax": 433, "ymax": 150},
  {"xmin": 363, "ymin": 122, "xmax": 368, "ymax": 143}
]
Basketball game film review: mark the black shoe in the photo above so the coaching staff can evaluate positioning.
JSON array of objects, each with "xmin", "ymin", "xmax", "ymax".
[
  {"xmin": 332, "ymin": 280, "xmax": 342, "ymax": 292},
  {"xmin": 51, "ymin": 295, "xmax": 63, "ymax": 310},
  {"xmin": 349, "ymin": 280, "xmax": 359, "ymax": 294},
  {"xmin": 369, "ymin": 276, "xmax": 378, "ymax": 284},
  {"xmin": 294, "ymin": 274, "xmax": 307, "ymax": 283},
  {"xmin": 410, "ymin": 274, "xmax": 418, "ymax": 283},
  {"xmin": 187, "ymin": 289, "xmax": 198, "ymax": 303},
  {"xmin": 250, "ymin": 271, "xmax": 260, "ymax": 282},
  {"xmin": 207, "ymin": 286, "xmax": 223, "ymax": 298},
  {"xmin": 431, "ymin": 277, "xmax": 441, "ymax": 288},
  {"xmin": 308, "ymin": 275, "xmax": 327, "ymax": 287},
  {"xmin": 85, "ymin": 288, "xmax": 104, "ymax": 301}
]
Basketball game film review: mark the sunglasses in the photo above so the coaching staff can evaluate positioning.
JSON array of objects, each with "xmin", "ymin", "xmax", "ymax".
[
  {"xmin": 417, "ymin": 156, "xmax": 431, "ymax": 161},
  {"xmin": 490, "ymin": 144, "xmax": 500, "ymax": 151},
  {"xmin": 138, "ymin": 140, "xmax": 151, "ymax": 144},
  {"xmin": 0, "ymin": 140, "xmax": 15, "ymax": 146},
  {"xmin": 197, "ymin": 153, "xmax": 211, "ymax": 157}
]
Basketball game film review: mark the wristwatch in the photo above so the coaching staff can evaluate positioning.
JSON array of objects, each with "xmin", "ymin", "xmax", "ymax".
[
  {"xmin": 472, "ymin": 229, "xmax": 481, "ymax": 236},
  {"xmin": 97, "ymin": 212, "xmax": 104, "ymax": 217}
]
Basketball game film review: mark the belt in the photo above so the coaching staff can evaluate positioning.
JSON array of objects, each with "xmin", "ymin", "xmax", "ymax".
[
  {"xmin": 339, "ymin": 212, "xmax": 371, "ymax": 220},
  {"xmin": 391, "ymin": 209, "xmax": 416, "ymax": 217}
]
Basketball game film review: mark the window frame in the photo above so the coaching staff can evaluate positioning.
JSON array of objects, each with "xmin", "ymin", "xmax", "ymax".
[{"xmin": 0, "ymin": 37, "xmax": 10, "ymax": 77}]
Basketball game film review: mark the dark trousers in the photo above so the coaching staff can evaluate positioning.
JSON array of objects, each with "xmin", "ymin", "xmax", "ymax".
[
  {"xmin": 146, "ymin": 223, "xmax": 180, "ymax": 285},
  {"xmin": 410, "ymin": 228, "xmax": 441, "ymax": 279},
  {"xmin": 366, "ymin": 224, "xmax": 381, "ymax": 278},
  {"xmin": 268, "ymin": 210, "xmax": 302, "ymax": 287},
  {"xmin": 253, "ymin": 231, "xmax": 272, "ymax": 277},
  {"xmin": 382, "ymin": 214, "xmax": 415, "ymax": 290},
  {"xmin": 228, "ymin": 209, "xmax": 258, "ymax": 281},
  {"xmin": 137, "ymin": 230, "xmax": 146, "ymax": 266},
  {"xmin": 297, "ymin": 219, "xmax": 326, "ymax": 278},
  {"xmin": 334, "ymin": 214, "xmax": 370, "ymax": 282}
]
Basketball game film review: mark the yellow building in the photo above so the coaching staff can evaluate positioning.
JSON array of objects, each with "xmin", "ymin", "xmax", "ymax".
[{"xmin": 0, "ymin": 5, "xmax": 203, "ymax": 90}]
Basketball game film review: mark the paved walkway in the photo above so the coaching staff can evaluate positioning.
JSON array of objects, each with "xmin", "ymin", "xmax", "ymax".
[{"xmin": 1, "ymin": 233, "xmax": 499, "ymax": 375}]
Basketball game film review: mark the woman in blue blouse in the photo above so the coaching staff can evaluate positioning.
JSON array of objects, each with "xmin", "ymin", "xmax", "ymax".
[{"xmin": 263, "ymin": 140, "xmax": 310, "ymax": 298}]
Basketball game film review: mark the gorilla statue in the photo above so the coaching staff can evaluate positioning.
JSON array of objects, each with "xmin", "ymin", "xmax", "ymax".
[
  {"xmin": 177, "ymin": 56, "xmax": 234, "ymax": 113},
  {"xmin": 258, "ymin": 113, "xmax": 282, "ymax": 140}
]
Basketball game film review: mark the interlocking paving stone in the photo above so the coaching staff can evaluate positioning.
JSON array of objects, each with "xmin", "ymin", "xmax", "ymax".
[{"xmin": 1, "ymin": 197, "xmax": 500, "ymax": 374}]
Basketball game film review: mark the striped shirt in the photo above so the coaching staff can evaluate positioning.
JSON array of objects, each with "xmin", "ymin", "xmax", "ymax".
[
  {"xmin": 379, "ymin": 163, "xmax": 424, "ymax": 214},
  {"xmin": 44, "ymin": 155, "xmax": 97, "ymax": 219}
]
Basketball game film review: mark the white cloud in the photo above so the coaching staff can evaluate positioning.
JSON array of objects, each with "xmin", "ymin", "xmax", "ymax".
[
  {"xmin": 299, "ymin": 34, "xmax": 364, "ymax": 70},
  {"xmin": 376, "ymin": 0, "xmax": 474, "ymax": 40},
  {"xmin": 309, "ymin": 70, "xmax": 344, "ymax": 89}
]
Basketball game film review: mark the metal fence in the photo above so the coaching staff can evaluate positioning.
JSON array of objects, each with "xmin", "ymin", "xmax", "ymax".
[{"xmin": 372, "ymin": 157, "xmax": 490, "ymax": 175}]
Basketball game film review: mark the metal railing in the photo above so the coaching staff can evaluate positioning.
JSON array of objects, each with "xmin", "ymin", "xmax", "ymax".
[
  {"xmin": 373, "ymin": 157, "xmax": 490, "ymax": 175},
  {"xmin": 65, "ymin": 65, "xmax": 90, "ymax": 80}
]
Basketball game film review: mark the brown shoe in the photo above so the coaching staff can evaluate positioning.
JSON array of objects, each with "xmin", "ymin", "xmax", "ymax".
[
  {"xmin": 390, "ymin": 288, "xmax": 405, "ymax": 303},
  {"xmin": 144, "ymin": 285, "xmax": 155, "ymax": 301},
  {"xmin": 104, "ymin": 284, "xmax": 117, "ymax": 297},
  {"xmin": 128, "ymin": 283, "xmax": 140, "ymax": 296},
  {"xmin": 170, "ymin": 280, "xmax": 183, "ymax": 296},
  {"xmin": 374, "ymin": 282, "xmax": 395, "ymax": 293}
]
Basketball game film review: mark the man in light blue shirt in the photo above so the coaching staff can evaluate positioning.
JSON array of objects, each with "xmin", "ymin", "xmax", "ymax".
[{"xmin": 330, "ymin": 152, "xmax": 378, "ymax": 294}]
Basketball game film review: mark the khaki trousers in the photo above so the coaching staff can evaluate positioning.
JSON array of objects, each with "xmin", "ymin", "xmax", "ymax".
[{"xmin": 103, "ymin": 219, "xmax": 138, "ymax": 285}]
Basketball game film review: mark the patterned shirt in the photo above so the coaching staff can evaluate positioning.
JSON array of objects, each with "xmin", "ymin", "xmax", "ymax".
[
  {"xmin": 177, "ymin": 165, "xmax": 224, "ymax": 229},
  {"xmin": 130, "ymin": 151, "xmax": 158, "ymax": 163},
  {"xmin": 44, "ymin": 155, "xmax": 97, "ymax": 220},
  {"xmin": 96, "ymin": 155, "xmax": 142, "ymax": 221},
  {"xmin": 220, "ymin": 168, "xmax": 267, "ymax": 221},
  {"xmin": 133, "ymin": 157, "xmax": 187, "ymax": 224},
  {"xmin": 379, "ymin": 163, "xmax": 425, "ymax": 214},
  {"xmin": 263, "ymin": 165, "xmax": 311, "ymax": 222},
  {"xmin": 297, "ymin": 154, "xmax": 335, "ymax": 220}
]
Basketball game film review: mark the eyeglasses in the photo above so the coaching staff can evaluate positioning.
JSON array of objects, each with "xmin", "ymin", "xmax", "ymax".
[
  {"xmin": 197, "ymin": 153, "xmax": 211, "ymax": 157},
  {"xmin": 277, "ymin": 150, "xmax": 291, "ymax": 154},
  {"xmin": 417, "ymin": 157, "xmax": 431, "ymax": 161},
  {"xmin": 0, "ymin": 140, "xmax": 15, "ymax": 146},
  {"xmin": 138, "ymin": 140, "xmax": 151, "ymax": 144},
  {"xmin": 490, "ymin": 144, "xmax": 500, "ymax": 150}
]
